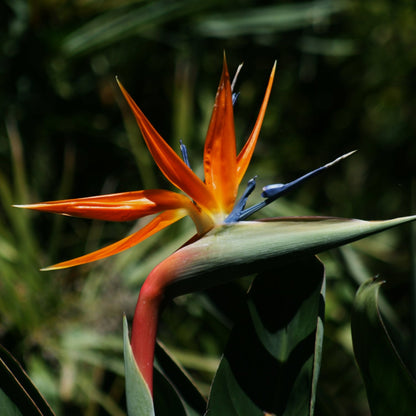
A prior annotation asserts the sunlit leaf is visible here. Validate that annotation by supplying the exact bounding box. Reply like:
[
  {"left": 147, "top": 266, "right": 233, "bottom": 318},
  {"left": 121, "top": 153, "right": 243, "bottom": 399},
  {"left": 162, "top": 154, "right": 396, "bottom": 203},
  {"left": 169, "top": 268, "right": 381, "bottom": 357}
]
[
  {"left": 195, "top": 0, "right": 349, "bottom": 37},
  {"left": 206, "top": 256, "right": 325, "bottom": 415},
  {"left": 63, "top": 1, "right": 208, "bottom": 56},
  {"left": 351, "top": 279, "right": 416, "bottom": 415}
]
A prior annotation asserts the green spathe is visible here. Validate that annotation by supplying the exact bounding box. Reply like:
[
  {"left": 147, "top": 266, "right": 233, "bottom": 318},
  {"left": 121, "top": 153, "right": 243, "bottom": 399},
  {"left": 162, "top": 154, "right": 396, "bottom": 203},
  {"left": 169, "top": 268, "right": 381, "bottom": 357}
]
[{"left": 164, "top": 215, "right": 416, "bottom": 297}]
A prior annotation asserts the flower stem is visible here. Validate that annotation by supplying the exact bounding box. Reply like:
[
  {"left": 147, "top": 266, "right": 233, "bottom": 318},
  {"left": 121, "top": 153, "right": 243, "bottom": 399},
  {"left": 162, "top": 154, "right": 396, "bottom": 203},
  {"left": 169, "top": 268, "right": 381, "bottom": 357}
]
[
  {"left": 130, "top": 253, "right": 185, "bottom": 394},
  {"left": 131, "top": 273, "right": 164, "bottom": 395}
]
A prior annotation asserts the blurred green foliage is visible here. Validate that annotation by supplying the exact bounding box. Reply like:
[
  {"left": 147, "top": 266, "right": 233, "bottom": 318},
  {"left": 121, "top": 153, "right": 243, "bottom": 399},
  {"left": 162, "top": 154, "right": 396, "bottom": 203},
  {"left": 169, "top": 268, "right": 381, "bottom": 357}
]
[{"left": 1, "top": 0, "right": 416, "bottom": 414}]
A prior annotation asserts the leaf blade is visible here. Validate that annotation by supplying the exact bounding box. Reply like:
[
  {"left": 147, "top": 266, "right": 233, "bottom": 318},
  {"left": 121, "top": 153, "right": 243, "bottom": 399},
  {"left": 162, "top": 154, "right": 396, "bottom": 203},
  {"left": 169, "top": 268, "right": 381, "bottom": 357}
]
[
  {"left": 351, "top": 279, "right": 416, "bottom": 416},
  {"left": 206, "top": 256, "right": 325, "bottom": 415},
  {"left": 154, "top": 343, "right": 206, "bottom": 416},
  {"left": 0, "top": 345, "right": 55, "bottom": 416}
]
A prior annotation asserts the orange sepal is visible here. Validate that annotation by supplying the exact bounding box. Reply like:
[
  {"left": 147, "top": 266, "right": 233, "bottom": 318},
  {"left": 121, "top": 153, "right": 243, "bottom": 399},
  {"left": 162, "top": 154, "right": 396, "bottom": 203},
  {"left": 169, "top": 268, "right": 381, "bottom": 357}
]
[
  {"left": 117, "top": 79, "right": 217, "bottom": 213},
  {"left": 236, "top": 62, "right": 276, "bottom": 185},
  {"left": 204, "top": 55, "right": 238, "bottom": 213},
  {"left": 41, "top": 210, "right": 186, "bottom": 270},
  {"left": 203, "top": 55, "right": 237, "bottom": 214},
  {"left": 15, "top": 190, "right": 197, "bottom": 222}
]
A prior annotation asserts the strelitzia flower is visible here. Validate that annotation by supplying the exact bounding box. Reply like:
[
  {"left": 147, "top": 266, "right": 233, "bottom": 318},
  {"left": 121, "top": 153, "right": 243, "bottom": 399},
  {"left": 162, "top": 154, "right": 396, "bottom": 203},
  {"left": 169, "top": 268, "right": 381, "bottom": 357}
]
[
  {"left": 16, "top": 56, "right": 275, "bottom": 271},
  {"left": 15, "top": 57, "right": 351, "bottom": 272},
  {"left": 14, "top": 56, "right": 278, "bottom": 395},
  {"left": 17, "top": 57, "right": 415, "bottom": 409}
]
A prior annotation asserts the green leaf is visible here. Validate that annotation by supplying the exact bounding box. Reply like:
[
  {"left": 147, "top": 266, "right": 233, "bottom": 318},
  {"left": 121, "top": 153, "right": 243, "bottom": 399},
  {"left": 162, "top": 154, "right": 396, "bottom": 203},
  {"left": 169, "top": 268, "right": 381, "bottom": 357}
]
[
  {"left": 152, "top": 369, "right": 187, "bottom": 416},
  {"left": 63, "top": 0, "right": 209, "bottom": 56},
  {"left": 351, "top": 279, "right": 416, "bottom": 415},
  {"left": 0, "top": 388, "right": 23, "bottom": 416},
  {"left": 0, "top": 345, "right": 55, "bottom": 416},
  {"left": 123, "top": 316, "right": 155, "bottom": 416},
  {"left": 154, "top": 343, "right": 206, "bottom": 416},
  {"left": 164, "top": 216, "right": 416, "bottom": 298},
  {"left": 206, "top": 256, "right": 325, "bottom": 415},
  {"left": 195, "top": 0, "right": 349, "bottom": 37}
]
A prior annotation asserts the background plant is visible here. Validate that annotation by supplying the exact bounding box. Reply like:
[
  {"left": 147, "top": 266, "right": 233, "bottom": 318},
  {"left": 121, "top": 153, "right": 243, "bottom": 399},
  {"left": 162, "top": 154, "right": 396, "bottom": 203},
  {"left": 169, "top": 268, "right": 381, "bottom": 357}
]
[{"left": 1, "top": 0, "right": 416, "bottom": 415}]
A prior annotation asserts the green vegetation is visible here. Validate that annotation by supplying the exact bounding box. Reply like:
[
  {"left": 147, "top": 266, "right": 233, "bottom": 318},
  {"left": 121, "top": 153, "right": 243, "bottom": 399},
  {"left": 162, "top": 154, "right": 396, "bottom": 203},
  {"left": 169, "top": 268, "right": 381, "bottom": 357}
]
[{"left": 1, "top": 1, "right": 416, "bottom": 414}]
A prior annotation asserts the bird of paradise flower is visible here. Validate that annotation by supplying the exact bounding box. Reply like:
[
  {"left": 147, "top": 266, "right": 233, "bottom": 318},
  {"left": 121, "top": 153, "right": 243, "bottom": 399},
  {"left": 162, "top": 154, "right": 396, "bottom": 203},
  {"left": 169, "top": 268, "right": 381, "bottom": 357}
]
[
  {"left": 16, "top": 57, "right": 351, "bottom": 271},
  {"left": 16, "top": 57, "right": 268, "bottom": 269},
  {"left": 15, "top": 56, "right": 359, "bottom": 396}
]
